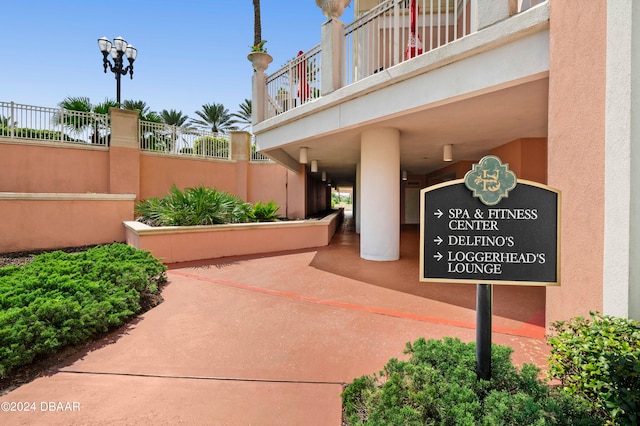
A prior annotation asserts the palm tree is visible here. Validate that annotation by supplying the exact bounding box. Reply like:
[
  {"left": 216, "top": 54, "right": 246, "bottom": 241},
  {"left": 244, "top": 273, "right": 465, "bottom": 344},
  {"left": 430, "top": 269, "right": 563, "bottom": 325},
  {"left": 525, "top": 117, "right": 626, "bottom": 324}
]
[
  {"left": 190, "top": 103, "right": 238, "bottom": 133},
  {"left": 122, "top": 99, "right": 161, "bottom": 123},
  {"left": 92, "top": 98, "right": 120, "bottom": 115},
  {"left": 253, "top": 0, "right": 262, "bottom": 47},
  {"left": 56, "top": 96, "right": 115, "bottom": 143},
  {"left": 0, "top": 115, "right": 17, "bottom": 128},
  {"left": 231, "top": 99, "right": 252, "bottom": 130},
  {"left": 0, "top": 115, "right": 17, "bottom": 137},
  {"left": 160, "top": 109, "right": 191, "bottom": 127},
  {"left": 160, "top": 109, "right": 192, "bottom": 153}
]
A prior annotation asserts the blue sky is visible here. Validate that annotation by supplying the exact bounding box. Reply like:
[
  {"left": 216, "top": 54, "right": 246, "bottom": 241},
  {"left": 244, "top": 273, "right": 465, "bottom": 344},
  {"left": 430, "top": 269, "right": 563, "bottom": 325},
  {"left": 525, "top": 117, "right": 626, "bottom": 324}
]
[{"left": 3, "top": 1, "right": 353, "bottom": 119}]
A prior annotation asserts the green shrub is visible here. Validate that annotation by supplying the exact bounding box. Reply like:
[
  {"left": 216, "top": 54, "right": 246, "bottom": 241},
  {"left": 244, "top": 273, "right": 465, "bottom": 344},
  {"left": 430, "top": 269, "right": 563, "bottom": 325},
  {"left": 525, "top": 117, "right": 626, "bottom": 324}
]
[
  {"left": 250, "top": 201, "right": 281, "bottom": 222},
  {"left": 193, "top": 135, "right": 229, "bottom": 158},
  {"left": 0, "top": 244, "right": 166, "bottom": 378},
  {"left": 548, "top": 312, "right": 640, "bottom": 425},
  {"left": 0, "top": 125, "right": 84, "bottom": 142},
  {"left": 342, "top": 337, "right": 599, "bottom": 425}
]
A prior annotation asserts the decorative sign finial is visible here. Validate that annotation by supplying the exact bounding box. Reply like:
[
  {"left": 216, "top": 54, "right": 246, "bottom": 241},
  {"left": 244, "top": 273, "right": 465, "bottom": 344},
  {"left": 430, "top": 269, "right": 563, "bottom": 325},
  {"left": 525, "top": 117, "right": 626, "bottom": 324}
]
[{"left": 464, "top": 155, "right": 517, "bottom": 206}]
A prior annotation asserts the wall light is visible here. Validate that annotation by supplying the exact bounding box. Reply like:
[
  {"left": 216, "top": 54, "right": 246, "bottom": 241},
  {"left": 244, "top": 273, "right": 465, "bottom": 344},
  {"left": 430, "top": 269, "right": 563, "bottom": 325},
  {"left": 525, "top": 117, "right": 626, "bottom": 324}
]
[
  {"left": 311, "top": 159, "right": 318, "bottom": 173},
  {"left": 443, "top": 144, "right": 453, "bottom": 162},
  {"left": 299, "top": 147, "right": 308, "bottom": 164},
  {"left": 402, "top": 170, "right": 408, "bottom": 181}
]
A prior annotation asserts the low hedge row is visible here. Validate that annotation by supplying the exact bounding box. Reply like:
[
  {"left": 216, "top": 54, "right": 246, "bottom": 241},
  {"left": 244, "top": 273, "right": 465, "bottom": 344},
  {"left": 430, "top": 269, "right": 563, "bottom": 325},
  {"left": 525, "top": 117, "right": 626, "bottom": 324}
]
[{"left": 0, "top": 243, "right": 167, "bottom": 378}]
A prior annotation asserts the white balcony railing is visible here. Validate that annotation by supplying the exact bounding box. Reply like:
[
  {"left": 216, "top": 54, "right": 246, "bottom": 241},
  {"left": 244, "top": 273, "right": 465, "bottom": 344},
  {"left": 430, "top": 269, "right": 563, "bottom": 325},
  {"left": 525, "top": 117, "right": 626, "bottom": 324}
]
[
  {"left": 345, "top": 0, "right": 471, "bottom": 85},
  {"left": 265, "top": 44, "right": 322, "bottom": 117},
  {"left": 139, "top": 121, "right": 231, "bottom": 160},
  {"left": 258, "top": 0, "right": 549, "bottom": 122},
  {"left": 0, "top": 101, "right": 110, "bottom": 146},
  {"left": 518, "top": 0, "right": 546, "bottom": 12}
]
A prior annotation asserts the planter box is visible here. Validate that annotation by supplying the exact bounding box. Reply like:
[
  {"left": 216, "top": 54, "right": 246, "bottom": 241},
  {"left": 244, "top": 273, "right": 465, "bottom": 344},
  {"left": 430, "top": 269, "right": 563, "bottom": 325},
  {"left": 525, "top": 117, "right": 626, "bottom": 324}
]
[{"left": 124, "top": 210, "right": 343, "bottom": 264}]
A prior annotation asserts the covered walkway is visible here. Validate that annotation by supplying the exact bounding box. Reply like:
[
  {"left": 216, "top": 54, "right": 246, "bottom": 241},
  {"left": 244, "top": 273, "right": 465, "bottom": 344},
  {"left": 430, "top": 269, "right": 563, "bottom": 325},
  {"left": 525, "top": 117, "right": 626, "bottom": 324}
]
[{"left": 0, "top": 213, "right": 549, "bottom": 425}]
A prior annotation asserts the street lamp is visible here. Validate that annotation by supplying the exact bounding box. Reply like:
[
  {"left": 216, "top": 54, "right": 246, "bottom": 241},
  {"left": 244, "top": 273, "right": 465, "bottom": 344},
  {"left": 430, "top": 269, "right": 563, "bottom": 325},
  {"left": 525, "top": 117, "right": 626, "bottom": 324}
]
[{"left": 98, "top": 36, "right": 137, "bottom": 104}]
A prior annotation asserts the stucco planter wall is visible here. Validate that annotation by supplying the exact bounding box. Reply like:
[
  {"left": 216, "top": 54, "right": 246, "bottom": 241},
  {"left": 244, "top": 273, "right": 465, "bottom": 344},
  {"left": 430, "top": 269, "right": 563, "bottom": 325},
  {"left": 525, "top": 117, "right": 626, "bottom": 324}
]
[
  {"left": 124, "top": 210, "right": 343, "bottom": 264},
  {"left": 0, "top": 193, "right": 135, "bottom": 253}
]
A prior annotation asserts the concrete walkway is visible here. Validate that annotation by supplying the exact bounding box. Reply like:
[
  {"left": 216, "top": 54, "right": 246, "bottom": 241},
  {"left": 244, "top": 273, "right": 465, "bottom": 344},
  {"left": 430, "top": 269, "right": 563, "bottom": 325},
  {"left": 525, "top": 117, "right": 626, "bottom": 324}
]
[{"left": 0, "top": 215, "right": 549, "bottom": 425}]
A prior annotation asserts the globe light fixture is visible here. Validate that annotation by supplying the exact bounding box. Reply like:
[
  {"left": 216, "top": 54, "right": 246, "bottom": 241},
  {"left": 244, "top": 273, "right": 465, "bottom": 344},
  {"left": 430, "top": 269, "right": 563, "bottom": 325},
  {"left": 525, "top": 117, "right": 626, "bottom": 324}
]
[{"left": 98, "top": 36, "right": 137, "bottom": 104}]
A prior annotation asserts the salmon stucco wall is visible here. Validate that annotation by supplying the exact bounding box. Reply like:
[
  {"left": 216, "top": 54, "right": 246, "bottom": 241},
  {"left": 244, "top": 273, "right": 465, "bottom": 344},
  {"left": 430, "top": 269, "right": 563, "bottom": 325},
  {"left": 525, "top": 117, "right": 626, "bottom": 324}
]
[
  {"left": 0, "top": 142, "right": 109, "bottom": 193},
  {"left": 247, "top": 163, "right": 288, "bottom": 208},
  {"left": 0, "top": 195, "right": 135, "bottom": 252},
  {"left": 139, "top": 154, "right": 238, "bottom": 199},
  {"left": 546, "top": 0, "right": 607, "bottom": 323},
  {"left": 490, "top": 138, "right": 548, "bottom": 183}
]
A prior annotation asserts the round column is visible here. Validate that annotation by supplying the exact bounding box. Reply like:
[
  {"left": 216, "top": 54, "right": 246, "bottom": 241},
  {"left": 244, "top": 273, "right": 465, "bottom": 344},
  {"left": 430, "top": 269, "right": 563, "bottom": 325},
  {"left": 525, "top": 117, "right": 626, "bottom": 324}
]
[{"left": 360, "top": 128, "right": 400, "bottom": 261}]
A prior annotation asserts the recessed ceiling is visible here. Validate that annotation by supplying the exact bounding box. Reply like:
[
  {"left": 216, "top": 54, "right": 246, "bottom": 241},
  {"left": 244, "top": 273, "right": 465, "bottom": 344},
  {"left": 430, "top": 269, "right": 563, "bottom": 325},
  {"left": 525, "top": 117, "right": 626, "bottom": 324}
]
[{"left": 267, "top": 78, "right": 548, "bottom": 187}]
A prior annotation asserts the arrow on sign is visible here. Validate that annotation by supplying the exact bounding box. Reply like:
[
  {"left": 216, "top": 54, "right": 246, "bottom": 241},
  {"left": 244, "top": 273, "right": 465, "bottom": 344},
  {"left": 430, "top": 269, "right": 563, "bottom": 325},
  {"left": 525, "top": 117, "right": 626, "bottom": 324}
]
[
  {"left": 433, "top": 252, "right": 443, "bottom": 261},
  {"left": 434, "top": 209, "right": 443, "bottom": 218},
  {"left": 434, "top": 236, "right": 443, "bottom": 245}
]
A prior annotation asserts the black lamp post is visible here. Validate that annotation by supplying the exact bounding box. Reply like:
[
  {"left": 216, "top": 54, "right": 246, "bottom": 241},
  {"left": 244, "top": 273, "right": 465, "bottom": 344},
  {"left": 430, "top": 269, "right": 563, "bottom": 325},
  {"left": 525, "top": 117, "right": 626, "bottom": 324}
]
[{"left": 98, "top": 36, "right": 137, "bottom": 105}]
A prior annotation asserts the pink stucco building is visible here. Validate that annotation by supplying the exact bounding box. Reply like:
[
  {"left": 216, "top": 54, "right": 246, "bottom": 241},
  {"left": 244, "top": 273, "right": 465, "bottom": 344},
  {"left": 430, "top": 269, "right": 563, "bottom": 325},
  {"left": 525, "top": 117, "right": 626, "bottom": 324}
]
[{"left": 250, "top": 0, "right": 640, "bottom": 325}]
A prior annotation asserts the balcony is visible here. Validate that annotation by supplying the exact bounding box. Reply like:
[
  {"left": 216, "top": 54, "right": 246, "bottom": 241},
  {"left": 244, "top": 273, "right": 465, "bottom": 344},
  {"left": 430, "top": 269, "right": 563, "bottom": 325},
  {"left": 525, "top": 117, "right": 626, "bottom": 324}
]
[{"left": 251, "top": 0, "right": 550, "bottom": 185}]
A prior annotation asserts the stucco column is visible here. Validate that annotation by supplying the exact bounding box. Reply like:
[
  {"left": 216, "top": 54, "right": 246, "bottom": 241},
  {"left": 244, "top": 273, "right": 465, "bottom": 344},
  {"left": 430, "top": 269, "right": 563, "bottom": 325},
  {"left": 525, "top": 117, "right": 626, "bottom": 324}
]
[
  {"left": 230, "top": 130, "right": 252, "bottom": 201},
  {"left": 603, "top": 0, "right": 640, "bottom": 320},
  {"left": 472, "top": 0, "right": 512, "bottom": 32},
  {"left": 321, "top": 18, "right": 345, "bottom": 95},
  {"left": 251, "top": 70, "right": 268, "bottom": 124},
  {"left": 360, "top": 128, "right": 400, "bottom": 261},
  {"left": 108, "top": 108, "right": 139, "bottom": 197},
  {"left": 355, "top": 162, "right": 361, "bottom": 234}
]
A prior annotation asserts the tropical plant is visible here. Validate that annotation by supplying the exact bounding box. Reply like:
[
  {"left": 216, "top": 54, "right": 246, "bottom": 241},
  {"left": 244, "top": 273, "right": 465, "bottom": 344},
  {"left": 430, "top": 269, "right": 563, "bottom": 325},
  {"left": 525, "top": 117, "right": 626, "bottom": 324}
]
[
  {"left": 250, "top": 40, "right": 267, "bottom": 53},
  {"left": 155, "top": 109, "right": 194, "bottom": 153},
  {"left": 0, "top": 115, "right": 17, "bottom": 128},
  {"left": 92, "top": 98, "right": 120, "bottom": 115},
  {"left": 55, "top": 96, "right": 114, "bottom": 144},
  {"left": 232, "top": 99, "right": 252, "bottom": 130},
  {"left": 135, "top": 185, "right": 252, "bottom": 226},
  {"left": 0, "top": 115, "right": 17, "bottom": 137},
  {"left": 190, "top": 103, "right": 238, "bottom": 133},
  {"left": 160, "top": 109, "right": 191, "bottom": 127},
  {"left": 250, "top": 201, "right": 281, "bottom": 222},
  {"left": 122, "top": 99, "right": 162, "bottom": 123}
]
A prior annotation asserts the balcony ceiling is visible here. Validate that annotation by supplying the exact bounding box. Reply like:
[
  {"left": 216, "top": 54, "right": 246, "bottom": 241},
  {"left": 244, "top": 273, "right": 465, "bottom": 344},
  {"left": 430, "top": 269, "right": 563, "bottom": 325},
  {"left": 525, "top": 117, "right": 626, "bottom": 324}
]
[{"left": 267, "top": 78, "right": 548, "bottom": 187}]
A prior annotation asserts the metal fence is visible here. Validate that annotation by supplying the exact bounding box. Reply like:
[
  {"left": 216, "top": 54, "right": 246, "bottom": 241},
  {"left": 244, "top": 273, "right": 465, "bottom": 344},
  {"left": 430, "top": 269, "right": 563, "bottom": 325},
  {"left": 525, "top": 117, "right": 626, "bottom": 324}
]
[
  {"left": 0, "top": 101, "right": 110, "bottom": 146},
  {"left": 248, "top": 135, "right": 272, "bottom": 162},
  {"left": 261, "top": 0, "right": 549, "bottom": 119},
  {"left": 344, "top": 0, "right": 471, "bottom": 85},
  {"left": 139, "top": 120, "right": 231, "bottom": 160},
  {"left": 265, "top": 43, "right": 322, "bottom": 118}
]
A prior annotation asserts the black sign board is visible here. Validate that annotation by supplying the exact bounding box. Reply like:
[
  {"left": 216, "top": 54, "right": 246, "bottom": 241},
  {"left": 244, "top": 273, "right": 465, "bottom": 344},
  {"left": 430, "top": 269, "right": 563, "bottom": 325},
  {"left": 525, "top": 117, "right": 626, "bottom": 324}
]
[{"left": 420, "top": 179, "right": 560, "bottom": 286}]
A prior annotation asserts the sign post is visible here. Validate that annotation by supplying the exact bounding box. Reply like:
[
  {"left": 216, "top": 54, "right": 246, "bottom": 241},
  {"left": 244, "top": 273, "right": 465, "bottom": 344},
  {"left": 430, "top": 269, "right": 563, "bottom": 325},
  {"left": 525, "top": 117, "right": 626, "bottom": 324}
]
[{"left": 420, "top": 156, "right": 561, "bottom": 380}]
